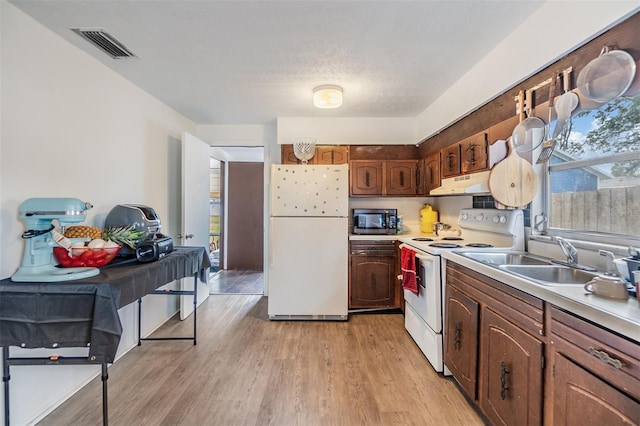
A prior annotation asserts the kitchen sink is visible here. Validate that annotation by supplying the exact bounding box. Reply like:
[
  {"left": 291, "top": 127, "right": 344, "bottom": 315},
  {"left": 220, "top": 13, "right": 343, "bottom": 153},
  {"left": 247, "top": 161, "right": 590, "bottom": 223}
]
[
  {"left": 498, "top": 265, "right": 597, "bottom": 285},
  {"left": 459, "top": 252, "right": 552, "bottom": 266}
]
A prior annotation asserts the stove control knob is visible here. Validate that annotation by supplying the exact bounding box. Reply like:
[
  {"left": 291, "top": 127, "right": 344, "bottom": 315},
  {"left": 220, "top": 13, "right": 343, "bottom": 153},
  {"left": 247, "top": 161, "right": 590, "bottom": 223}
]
[
  {"left": 460, "top": 213, "right": 469, "bottom": 221},
  {"left": 475, "top": 213, "right": 484, "bottom": 222},
  {"left": 493, "top": 215, "right": 500, "bottom": 223},
  {"left": 500, "top": 215, "right": 508, "bottom": 224}
]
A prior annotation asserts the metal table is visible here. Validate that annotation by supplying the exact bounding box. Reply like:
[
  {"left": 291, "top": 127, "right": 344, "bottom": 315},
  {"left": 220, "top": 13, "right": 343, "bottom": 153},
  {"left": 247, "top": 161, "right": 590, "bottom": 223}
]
[{"left": 0, "top": 246, "right": 210, "bottom": 426}]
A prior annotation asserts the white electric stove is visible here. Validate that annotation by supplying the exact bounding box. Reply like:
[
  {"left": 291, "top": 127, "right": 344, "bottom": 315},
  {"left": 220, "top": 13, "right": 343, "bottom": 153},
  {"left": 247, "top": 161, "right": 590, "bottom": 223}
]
[{"left": 399, "top": 208, "right": 525, "bottom": 373}]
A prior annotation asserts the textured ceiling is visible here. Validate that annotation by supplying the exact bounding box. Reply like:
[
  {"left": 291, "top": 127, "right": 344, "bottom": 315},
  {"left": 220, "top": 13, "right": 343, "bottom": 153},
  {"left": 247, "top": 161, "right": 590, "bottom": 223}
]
[{"left": 9, "top": 0, "right": 543, "bottom": 125}]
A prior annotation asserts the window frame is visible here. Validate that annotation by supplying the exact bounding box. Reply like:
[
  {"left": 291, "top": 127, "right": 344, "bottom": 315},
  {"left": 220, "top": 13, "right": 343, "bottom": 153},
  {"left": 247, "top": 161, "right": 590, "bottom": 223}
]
[{"left": 535, "top": 141, "right": 640, "bottom": 248}]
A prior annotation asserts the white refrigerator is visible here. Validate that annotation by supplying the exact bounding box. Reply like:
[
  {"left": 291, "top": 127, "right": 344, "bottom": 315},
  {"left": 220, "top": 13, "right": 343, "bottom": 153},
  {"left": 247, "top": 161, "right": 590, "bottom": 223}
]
[{"left": 268, "top": 164, "right": 349, "bottom": 320}]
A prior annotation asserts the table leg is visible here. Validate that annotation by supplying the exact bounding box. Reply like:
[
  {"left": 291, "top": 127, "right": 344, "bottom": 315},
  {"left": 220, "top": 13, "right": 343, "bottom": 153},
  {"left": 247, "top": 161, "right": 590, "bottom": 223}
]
[
  {"left": 137, "top": 298, "right": 142, "bottom": 346},
  {"left": 101, "top": 363, "right": 108, "bottom": 426},
  {"left": 3, "top": 347, "right": 9, "bottom": 426},
  {"left": 193, "top": 273, "right": 197, "bottom": 345}
]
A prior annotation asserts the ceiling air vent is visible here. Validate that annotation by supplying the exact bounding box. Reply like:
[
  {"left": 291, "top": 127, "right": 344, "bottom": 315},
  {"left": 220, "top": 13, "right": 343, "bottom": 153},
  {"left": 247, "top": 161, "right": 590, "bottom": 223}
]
[{"left": 71, "top": 28, "right": 136, "bottom": 59}]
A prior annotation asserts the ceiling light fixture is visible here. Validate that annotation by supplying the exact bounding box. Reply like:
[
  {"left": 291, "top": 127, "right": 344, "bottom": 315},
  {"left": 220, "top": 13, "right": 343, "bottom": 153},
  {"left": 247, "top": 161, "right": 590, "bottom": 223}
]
[{"left": 313, "top": 85, "right": 343, "bottom": 109}]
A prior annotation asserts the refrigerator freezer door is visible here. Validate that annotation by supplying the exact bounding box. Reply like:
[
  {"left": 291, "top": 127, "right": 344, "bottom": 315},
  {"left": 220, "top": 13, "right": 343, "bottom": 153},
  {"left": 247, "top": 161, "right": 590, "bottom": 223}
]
[
  {"left": 271, "top": 164, "right": 348, "bottom": 217},
  {"left": 268, "top": 216, "right": 348, "bottom": 320}
]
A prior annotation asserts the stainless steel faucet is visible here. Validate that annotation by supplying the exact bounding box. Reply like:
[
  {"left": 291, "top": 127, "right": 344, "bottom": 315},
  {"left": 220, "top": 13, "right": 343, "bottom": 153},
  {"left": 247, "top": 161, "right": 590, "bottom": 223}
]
[
  {"left": 598, "top": 250, "right": 617, "bottom": 275},
  {"left": 552, "top": 236, "right": 578, "bottom": 264}
]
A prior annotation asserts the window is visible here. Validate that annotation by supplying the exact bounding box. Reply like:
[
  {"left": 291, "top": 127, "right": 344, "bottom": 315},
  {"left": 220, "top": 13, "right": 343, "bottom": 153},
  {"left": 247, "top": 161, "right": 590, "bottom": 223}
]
[{"left": 543, "top": 93, "right": 640, "bottom": 245}]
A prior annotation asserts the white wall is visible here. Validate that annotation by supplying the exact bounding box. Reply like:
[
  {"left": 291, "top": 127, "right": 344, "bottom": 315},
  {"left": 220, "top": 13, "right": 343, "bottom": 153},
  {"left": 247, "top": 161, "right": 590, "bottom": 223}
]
[
  {"left": 197, "top": 124, "right": 274, "bottom": 147},
  {"left": 1, "top": 3, "right": 197, "bottom": 424},
  {"left": 277, "top": 117, "right": 416, "bottom": 145}
]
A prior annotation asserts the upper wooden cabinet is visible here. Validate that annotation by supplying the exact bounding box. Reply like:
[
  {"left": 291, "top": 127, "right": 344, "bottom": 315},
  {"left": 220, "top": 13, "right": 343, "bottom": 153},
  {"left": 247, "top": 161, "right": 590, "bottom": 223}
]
[
  {"left": 350, "top": 161, "right": 383, "bottom": 196},
  {"left": 281, "top": 145, "right": 302, "bottom": 164},
  {"left": 460, "top": 132, "right": 488, "bottom": 174},
  {"left": 386, "top": 160, "right": 418, "bottom": 195},
  {"left": 441, "top": 131, "right": 488, "bottom": 178},
  {"left": 350, "top": 160, "right": 420, "bottom": 197},
  {"left": 422, "top": 151, "right": 441, "bottom": 194},
  {"left": 441, "top": 143, "right": 461, "bottom": 178},
  {"left": 281, "top": 145, "right": 348, "bottom": 165},
  {"left": 315, "top": 146, "right": 348, "bottom": 164}
]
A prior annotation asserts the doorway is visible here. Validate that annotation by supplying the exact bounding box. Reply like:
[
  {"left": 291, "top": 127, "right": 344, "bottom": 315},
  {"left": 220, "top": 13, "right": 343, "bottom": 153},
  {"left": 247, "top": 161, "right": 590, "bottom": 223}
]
[{"left": 209, "top": 147, "right": 264, "bottom": 295}]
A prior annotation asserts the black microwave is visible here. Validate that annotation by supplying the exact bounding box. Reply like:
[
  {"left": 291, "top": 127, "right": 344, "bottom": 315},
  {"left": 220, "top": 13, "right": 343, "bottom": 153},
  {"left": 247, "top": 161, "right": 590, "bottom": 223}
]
[{"left": 352, "top": 208, "right": 398, "bottom": 235}]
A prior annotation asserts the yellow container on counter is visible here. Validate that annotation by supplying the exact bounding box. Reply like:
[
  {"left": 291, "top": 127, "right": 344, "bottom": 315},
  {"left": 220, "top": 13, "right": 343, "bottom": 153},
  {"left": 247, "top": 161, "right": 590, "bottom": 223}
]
[{"left": 420, "top": 204, "right": 439, "bottom": 233}]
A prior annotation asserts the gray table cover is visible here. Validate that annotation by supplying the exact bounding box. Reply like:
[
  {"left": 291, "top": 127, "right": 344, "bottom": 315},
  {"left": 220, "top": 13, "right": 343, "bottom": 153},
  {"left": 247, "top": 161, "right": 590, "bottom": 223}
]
[{"left": 0, "top": 246, "right": 210, "bottom": 362}]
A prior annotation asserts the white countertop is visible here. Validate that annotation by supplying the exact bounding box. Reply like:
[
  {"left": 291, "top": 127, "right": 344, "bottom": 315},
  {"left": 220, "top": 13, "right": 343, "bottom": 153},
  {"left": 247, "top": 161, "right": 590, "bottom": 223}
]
[{"left": 442, "top": 251, "right": 640, "bottom": 343}]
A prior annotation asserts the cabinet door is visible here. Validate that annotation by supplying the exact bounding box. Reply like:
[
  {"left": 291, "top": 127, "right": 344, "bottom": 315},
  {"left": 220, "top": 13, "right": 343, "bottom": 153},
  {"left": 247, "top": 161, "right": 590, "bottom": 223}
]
[
  {"left": 461, "top": 132, "right": 488, "bottom": 173},
  {"left": 552, "top": 353, "right": 640, "bottom": 425},
  {"left": 281, "top": 145, "right": 302, "bottom": 164},
  {"left": 350, "top": 161, "right": 383, "bottom": 196},
  {"left": 444, "top": 285, "right": 479, "bottom": 399},
  {"left": 480, "top": 308, "right": 543, "bottom": 426},
  {"left": 350, "top": 255, "right": 395, "bottom": 308},
  {"left": 442, "top": 144, "right": 461, "bottom": 177},
  {"left": 316, "top": 146, "right": 348, "bottom": 164},
  {"left": 423, "top": 152, "right": 441, "bottom": 194},
  {"left": 386, "top": 160, "right": 418, "bottom": 195}
]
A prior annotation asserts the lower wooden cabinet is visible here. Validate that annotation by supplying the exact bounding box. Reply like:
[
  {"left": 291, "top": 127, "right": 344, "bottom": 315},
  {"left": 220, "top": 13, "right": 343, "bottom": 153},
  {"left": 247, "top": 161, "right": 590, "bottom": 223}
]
[
  {"left": 445, "top": 262, "right": 640, "bottom": 426},
  {"left": 480, "top": 308, "right": 543, "bottom": 426},
  {"left": 547, "top": 306, "right": 640, "bottom": 426},
  {"left": 445, "top": 262, "right": 544, "bottom": 426},
  {"left": 444, "top": 284, "right": 479, "bottom": 398},
  {"left": 349, "top": 240, "right": 399, "bottom": 309},
  {"left": 552, "top": 353, "right": 639, "bottom": 425}
]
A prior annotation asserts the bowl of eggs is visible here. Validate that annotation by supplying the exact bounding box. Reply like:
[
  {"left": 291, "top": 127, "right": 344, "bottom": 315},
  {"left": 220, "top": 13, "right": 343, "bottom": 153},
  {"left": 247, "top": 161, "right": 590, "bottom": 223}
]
[{"left": 53, "top": 238, "right": 121, "bottom": 268}]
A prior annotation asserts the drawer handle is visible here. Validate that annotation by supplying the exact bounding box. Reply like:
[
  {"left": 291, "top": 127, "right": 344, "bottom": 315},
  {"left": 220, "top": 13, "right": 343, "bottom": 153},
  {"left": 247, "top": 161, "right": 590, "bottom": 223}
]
[
  {"left": 500, "top": 361, "right": 509, "bottom": 400},
  {"left": 588, "top": 347, "right": 623, "bottom": 369}
]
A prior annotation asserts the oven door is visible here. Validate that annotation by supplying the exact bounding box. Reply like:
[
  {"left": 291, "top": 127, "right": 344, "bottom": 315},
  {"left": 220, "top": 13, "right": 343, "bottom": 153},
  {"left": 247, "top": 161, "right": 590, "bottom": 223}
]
[{"left": 403, "top": 252, "right": 442, "bottom": 333}]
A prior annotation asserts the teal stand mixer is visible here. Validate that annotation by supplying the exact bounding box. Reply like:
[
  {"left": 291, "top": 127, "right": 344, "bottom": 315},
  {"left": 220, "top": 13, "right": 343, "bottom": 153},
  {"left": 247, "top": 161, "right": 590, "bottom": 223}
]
[{"left": 11, "top": 198, "right": 100, "bottom": 282}]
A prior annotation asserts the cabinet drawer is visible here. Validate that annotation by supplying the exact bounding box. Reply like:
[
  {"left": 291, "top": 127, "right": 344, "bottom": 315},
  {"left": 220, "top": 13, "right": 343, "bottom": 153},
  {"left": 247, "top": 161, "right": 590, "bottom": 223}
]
[
  {"left": 447, "top": 263, "right": 544, "bottom": 337},
  {"left": 550, "top": 306, "right": 640, "bottom": 399},
  {"left": 349, "top": 240, "right": 396, "bottom": 255}
]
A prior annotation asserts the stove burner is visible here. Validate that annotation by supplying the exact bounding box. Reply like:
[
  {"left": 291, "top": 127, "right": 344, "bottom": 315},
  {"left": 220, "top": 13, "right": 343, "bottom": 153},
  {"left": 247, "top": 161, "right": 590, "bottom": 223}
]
[
  {"left": 429, "top": 242, "right": 462, "bottom": 248},
  {"left": 412, "top": 237, "right": 434, "bottom": 242},
  {"left": 442, "top": 237, "right": 463, "bottom": 241},
  {"left": 466, "top": 243, "right": 494, "bottom": 248}
]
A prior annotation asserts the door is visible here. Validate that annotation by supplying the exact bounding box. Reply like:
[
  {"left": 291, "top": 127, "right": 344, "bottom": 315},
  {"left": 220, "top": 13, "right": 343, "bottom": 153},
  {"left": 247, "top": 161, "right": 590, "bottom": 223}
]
[
  {"left": 480, "top": 308, "right": 543, "bottom": 426},
  {"left": 444, "top": 284, "right": 479, "bottom": 399},
  {"left": 552, "top": 353, "right": 639, "bottom": 425},
  {"left": 386, "top": 160, "right": 418, "bottom": 195},
  {"left": 350, "top": 161, "right": 383, "bottom": 196},
  {"left": 226, "top": 162, "right": 264, "bottom": 270},
  {"left": 180, "top": 132, "right": 210, "bottom": 320}
]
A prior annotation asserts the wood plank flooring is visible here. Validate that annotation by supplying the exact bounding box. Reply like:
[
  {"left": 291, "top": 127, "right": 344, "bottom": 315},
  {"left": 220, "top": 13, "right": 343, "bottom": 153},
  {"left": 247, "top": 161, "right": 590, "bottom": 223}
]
[
  {"left": 209, "top": 270, "right": 264, "bottom": 295},
  {"left": 38, "top": 295, "right": 484, "bottom": 426}
]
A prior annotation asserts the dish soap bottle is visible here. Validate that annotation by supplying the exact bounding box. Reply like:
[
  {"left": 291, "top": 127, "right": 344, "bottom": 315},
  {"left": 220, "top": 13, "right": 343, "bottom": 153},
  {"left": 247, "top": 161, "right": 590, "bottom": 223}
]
[{"left": 420, "top": 204, "right": 438, "bottom": 234}]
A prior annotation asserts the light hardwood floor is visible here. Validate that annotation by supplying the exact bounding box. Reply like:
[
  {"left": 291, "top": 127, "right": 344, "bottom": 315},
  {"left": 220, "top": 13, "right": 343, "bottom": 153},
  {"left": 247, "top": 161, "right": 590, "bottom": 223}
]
[{"left": 39, "top": 295, "right": 485, "bottom": 426}]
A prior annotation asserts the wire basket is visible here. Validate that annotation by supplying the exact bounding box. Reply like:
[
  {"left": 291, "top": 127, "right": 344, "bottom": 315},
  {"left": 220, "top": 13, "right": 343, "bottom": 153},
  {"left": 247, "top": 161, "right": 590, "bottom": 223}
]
[{"left": 293, "top": 137, "right": 316, "bottom": 164}]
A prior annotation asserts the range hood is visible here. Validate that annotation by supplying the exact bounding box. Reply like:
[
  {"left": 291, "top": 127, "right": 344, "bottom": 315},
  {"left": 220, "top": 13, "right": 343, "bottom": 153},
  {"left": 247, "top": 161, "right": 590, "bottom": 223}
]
[{"left": 429, "top": 170, "right": 491, "bottom": 195}]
